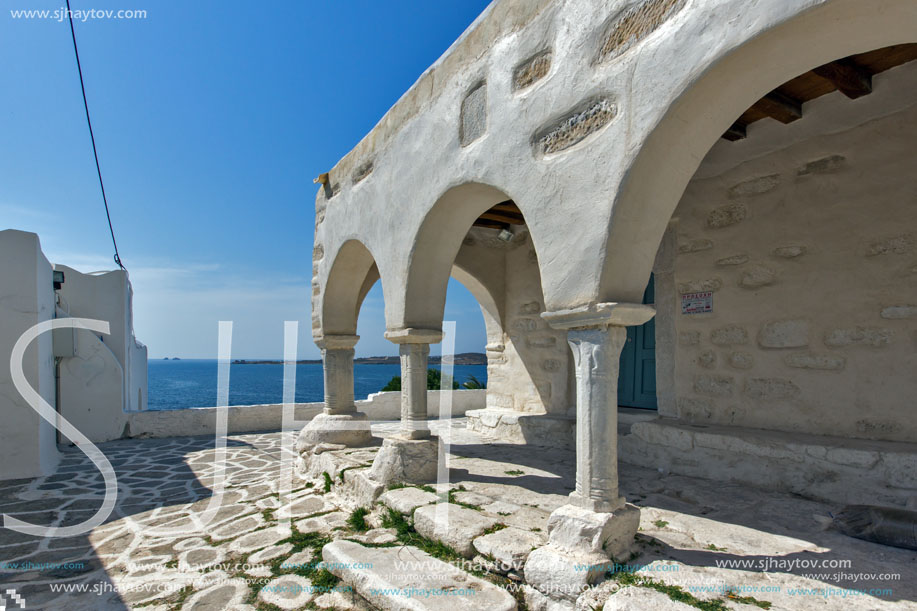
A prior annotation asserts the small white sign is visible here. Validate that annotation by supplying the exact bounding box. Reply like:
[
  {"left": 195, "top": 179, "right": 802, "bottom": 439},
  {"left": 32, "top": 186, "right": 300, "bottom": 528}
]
[{"left": 681, "top": 291, "right": 713, "bottom": 314}]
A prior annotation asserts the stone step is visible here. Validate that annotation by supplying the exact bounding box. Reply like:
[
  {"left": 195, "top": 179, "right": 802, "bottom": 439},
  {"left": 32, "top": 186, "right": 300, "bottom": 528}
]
[
  {"left": 322, "top": 539, "right": 517, "bottom": 611},
  {"left": 413, "top": 503, "right": 499, "bottom": 558}
]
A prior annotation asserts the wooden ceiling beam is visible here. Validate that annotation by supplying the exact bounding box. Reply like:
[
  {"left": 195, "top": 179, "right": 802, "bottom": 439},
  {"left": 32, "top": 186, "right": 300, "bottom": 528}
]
[
  {"left": 478, "top": 210, "right": 526, "bottom": 225},
  {"left": 472, "top": 219, "right": 510, "bottom": 230},
  {"left": 492, "top": 203, "right": 521, "bottom": 213},
  {"left": 812, "top": 59, "right": 873, "bottom": 99},
  {"left": 753, "top": 91, "right": 803, "bottom": 124},
  {"left": 723, "top": 122, "right": 747, "bottom": 141}
]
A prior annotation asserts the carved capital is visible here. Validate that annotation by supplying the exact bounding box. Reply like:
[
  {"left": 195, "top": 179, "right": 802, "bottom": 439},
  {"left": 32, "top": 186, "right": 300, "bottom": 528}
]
[{"left": 542, "top": 302, "right": 655, "bottom": 330}]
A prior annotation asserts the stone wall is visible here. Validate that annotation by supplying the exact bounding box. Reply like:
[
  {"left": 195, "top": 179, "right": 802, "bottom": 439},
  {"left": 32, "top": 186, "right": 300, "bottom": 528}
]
[
  {"left": 656, "top": 77, "right": 917, "bottom": 443},
  {"left": 459, "top": 228, "right": 572, "bottom": 417}
]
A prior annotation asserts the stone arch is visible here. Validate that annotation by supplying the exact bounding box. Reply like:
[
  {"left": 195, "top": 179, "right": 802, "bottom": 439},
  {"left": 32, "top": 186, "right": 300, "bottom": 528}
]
[
  {"left": 401, "top": 182, "right": 541, "bottom": 330},
  {"left": 598, "top": 0, "right": 917, "bottom": 303},
  {"left": 450, "top": 263, "right": 503, "bottom": 349},
  {"left": 321, "top": 239, "right": 385, "bottom": 337}
]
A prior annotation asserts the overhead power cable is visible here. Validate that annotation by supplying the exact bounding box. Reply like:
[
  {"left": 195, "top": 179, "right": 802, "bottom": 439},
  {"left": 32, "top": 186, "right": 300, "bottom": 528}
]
[{"left": 65, "top": 0, "right": 125, "bottom": 270}]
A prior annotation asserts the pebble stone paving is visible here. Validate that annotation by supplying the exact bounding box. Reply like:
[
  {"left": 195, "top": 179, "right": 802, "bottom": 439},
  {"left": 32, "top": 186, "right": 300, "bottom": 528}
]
[{"left": 0, "top": 420, "right": 915, "bottom": 610}]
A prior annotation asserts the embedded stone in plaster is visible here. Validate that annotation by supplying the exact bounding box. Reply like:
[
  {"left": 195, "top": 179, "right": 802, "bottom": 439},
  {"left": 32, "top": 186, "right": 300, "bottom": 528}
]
[
  {"left": 797, "top": 154, "right": 846, "bottom": 176},
  {"left": 542, "top": 359, "right": 561, "bottom": 372},
  {"left": 773, "top": 245, "right": 807, "bottom": 258},
  {"left": 512, "top": 318, "right": 538, "bottom": 332},
  {"left": 519, "top": 301, "right": 542, "bottom": 315},
  {"left": 693, "top": 374, "right": 734, "bottom": 397},
  {"left": 728, "top": 352, "right": 754, "bottom": 370},
  {"left": 728, "top": 174, "right": 780, "bottom": 198},
  {"left": 460, "top": 81, "right": 487, "bottom": 146},
  {"left": 527, "top": 336, "right": 557, "bottom": 349},
  {"left": 677, "top": 278, "right": 722, "bottom": 293},
  {"left": 744, "top": 378, "right": 800, "bottom": 401},
  {"left": 678, "top": 238, "right": 713, "bottom": 254},
  {"left": 351, "top": 159, "right": 373, "bottom": 185},
  {"left": 710, "top": 325, "right": 748, "bottom": 346},
  {"left": 595, "top": 0, "right": 686, "bottom": 63},
  {"left": 758, "top": 319, "right": 809, "bottom": 348},
  {"left": 513, "top": 49, "right": 552, "bottom": 91},
  {"left": 865, "top": 234, "right": 912, "bottom": 256},
  {"left": 824, "top": 327, "right": 892, "bottom": 347},
  {"left": 739, "top": 265, "right": 777, "bottom": 288},
  {"left": 706, "top": 203, "right": 746, "bottom": 228},
  {"left": 534, "top": 97, "right": 617, "bottom": 156},
  {"left": 784, "top": 352, "right": 846, "bottom": 370},
  {"left": 678, "top": 396, "right": 713, "bottom": 420},
  {"left": 697, "top": 350, "right": 716, "bottom": 369},
  {"left": 312, "top": 243, "right": 324, "bottom": 261},
  {"left": 880, "top": 305, "right": 917, "bottom": 319},
  {"left": 678, "top": 331, "right": 700, "bottom": 346},
  {"left": 716, "top": 254, "right": 749, "bottom": 266}
]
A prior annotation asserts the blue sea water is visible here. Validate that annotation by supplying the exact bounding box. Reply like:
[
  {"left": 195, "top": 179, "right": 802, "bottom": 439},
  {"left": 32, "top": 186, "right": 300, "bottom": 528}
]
[{"left": 147, "top": 359, "right": 488, "bottom": 411}]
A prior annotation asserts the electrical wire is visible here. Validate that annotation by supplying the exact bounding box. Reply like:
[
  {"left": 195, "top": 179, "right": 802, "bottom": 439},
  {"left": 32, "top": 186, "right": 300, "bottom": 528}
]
[{"left": 65, "top": 0, "right": 124, "bottom": 270}]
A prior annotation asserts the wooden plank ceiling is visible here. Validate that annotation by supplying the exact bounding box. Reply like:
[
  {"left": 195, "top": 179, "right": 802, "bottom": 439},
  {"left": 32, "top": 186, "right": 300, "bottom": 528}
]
[
  {"left": 473, "top": 200, "right": 525, "bottom": 230},
  {"left": 723, "top": 44, "right": 917, "bottom": 140}
]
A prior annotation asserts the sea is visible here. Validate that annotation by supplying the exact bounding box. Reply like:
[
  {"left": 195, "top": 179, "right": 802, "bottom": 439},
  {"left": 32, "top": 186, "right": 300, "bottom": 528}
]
[{"left": 147, "top": 359, "right": 488, "bottom": 411}]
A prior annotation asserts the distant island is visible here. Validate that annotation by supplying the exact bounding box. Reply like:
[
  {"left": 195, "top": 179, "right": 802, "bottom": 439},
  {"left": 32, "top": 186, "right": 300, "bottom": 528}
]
[{"left": 232, "top": 352, "right": 486, "bottom": 366}]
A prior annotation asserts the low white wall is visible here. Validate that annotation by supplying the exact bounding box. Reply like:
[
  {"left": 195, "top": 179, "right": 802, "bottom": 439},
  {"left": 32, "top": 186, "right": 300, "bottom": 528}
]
[{"left": 126, "top": 389, "right": 487, "bottom": 439}]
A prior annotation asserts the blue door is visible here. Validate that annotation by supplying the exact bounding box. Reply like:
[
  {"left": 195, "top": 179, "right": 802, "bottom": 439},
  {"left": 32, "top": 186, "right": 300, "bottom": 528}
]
[{"left": 617, "top": 275, "right": 657, "bottom": 409}]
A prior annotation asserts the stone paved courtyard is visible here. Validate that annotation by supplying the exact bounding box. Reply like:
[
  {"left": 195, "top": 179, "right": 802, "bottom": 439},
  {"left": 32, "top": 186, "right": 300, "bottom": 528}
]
[{"left": 0, "top": 420, "right": 915, "bottom": 610}]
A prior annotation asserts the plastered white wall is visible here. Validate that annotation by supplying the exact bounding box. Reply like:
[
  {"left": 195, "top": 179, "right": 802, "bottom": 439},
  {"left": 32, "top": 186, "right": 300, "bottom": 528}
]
[{"left": 0, "top": 230, "right": 60, "bottom": 480}]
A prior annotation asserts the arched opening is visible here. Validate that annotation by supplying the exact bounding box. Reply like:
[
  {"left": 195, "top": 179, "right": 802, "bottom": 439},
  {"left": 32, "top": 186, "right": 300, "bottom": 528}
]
[
  {"left": 404, "top": 182, "right": 576, "bottom": 446},
  {"left": 618, "top": 40, "right": 917, "bottom": 505},
  {"left": 599, "top": 0, "right": 917, "bottom": 302}
]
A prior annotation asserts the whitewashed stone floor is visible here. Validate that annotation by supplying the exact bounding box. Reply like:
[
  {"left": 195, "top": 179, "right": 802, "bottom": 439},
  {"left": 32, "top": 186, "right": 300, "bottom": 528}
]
[{"left": 0, "top": 419, "right": 914, "bottom": 610}]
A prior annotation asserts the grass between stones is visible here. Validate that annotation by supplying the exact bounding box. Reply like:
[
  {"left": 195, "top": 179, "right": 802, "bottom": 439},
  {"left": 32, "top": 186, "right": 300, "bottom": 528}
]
[
  {"left": 322, "top": 472, "right": 333, "bottom": 493},
  {"left": 338, "top": 463, "right": 373, "bottom": 483},
  {"left": 446, "top": 484, "right": 481, "bottom": 510},
  {"left": 346, "top": 507, "right": 371, "bottom": 532},
  {"left": 611, "top": 570, "right": 772, "bottom": 610},
  {"left": 376, "top": 505, "right": 529, "bottom": 608},
  {"left": 481, "top": 523, "right": 507, "bottom": 536},
  {"left": 386, "top": 482, "right": 436, "bottom": 494}
]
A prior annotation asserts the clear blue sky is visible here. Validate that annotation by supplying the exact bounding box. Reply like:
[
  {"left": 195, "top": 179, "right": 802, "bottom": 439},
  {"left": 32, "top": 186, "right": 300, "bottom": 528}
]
[{"left": 1, "top": 0, "right": 492, "bottom": 359}]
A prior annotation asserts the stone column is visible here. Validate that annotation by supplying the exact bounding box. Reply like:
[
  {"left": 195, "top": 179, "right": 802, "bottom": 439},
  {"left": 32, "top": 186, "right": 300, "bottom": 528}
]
[
  {"left": 567, "top": 325, "right": 627, "bottom": 512},
  {"left": 524, "top": 302, "right": 655, "bottom": 602},
  {"left": 322, "top": 335, "right": 358, "bottom": 415},
  {"left": 296, "top": 334, "right": 372, "bottom": 454},
  {"left": 368, "top": 327, "right": 443, "bottom": 485},
  {"left": 398, "top": 342, "right": 431, "bottom": 439}
]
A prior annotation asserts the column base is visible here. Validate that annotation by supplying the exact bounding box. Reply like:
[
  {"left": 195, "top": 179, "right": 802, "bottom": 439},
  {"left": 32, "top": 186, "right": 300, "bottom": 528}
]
[
  {"left": 368, "top": 437, "right": 439, "bottom": 486},
  {"left": 523, "top": 503, "right": 640, "bottom": 602},
  {"left": 568, "top": 491, "right": 626, "bottom": 514},
  {"left": 295, "top": 412, "right": 373, "bottom": 453}
]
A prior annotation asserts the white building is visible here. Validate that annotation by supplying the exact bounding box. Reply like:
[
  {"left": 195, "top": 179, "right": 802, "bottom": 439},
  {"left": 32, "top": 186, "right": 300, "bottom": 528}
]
[
  {"left": 298, "top": 0, "right": 917, "bottom": 598},
  {"left": 0, "top": 229, "right": 148, "bottom": 480}
]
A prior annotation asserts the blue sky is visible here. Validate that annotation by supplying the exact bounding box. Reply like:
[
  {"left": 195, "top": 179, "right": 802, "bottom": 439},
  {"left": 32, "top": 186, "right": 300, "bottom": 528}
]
[{"left": 1, "top": 0, "right": 492, "bottom": 359}]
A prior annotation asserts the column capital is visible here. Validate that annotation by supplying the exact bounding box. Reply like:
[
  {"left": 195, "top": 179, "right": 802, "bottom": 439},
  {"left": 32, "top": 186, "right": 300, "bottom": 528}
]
[
  {"left": 315, "top": 334, "right": 360, "bottom": 350},
  {"left": 384, "top": 327, "right": 443, "bottom": 345},
  {"left": 541, "top": 302, "right": 655, "bottom": 330}
]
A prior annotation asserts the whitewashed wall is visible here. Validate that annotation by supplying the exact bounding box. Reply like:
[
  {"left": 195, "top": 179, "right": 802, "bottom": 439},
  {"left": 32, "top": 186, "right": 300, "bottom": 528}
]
[
  {"left": 0, "top": 230, "right": 60, "bottom": 480},
  {"left": 126, "top": 389, "right": 487, "bottom": 439}
]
